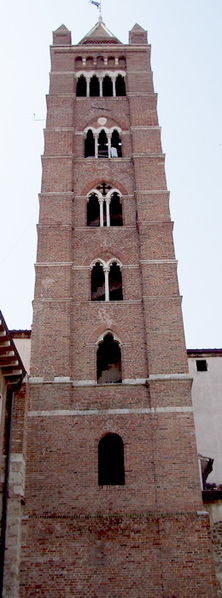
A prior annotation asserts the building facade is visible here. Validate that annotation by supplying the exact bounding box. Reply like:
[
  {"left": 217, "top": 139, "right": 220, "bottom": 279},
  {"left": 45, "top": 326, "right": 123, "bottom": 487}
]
[{"left": 13, "top": 20, "right": 218, "bottom": 597}]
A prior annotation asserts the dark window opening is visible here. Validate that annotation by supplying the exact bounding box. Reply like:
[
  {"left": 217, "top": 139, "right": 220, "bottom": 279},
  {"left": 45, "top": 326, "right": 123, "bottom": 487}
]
[
  {"left": 108, "top": 56, "right": 115, "bottom": 67},
  {"left": 98, "top": 130, "right": 108, "bottom": 158},
  {"left": 98, "top": 433, "right": 125, "bottom": 486},
  {"left": 86, "top": 56, "right": 94, "bottom": 67},
  {"left": 118, "top": 57, "right": 126, "bottom": 68},
  {"left": 103, "top": 200, "right": 107, "bottom": 226},
  {"left": 85, "top": 130, "right": 95, "bottom": 158},
  {"left": 115, "top": 75, "right": 126, "bottom": 96},
  {"left": 109, "top": 263, "right": 123, "bottom": 301},
  {"left": 91, "top": 263, "right": 105, "bottom": 301},
  {"left": 97, "top": 56, "right": 104, "bottom": 67},
  {"left": 87, "top": 194, "right": 100, "bottom": 226},
  {"left": 196, "top": 359, "right": 208, "bottom": 372},
  {"left": 111, "top": 130, "right": 122, "bottom": 157},
  {"left": 102, "top": 75, "right": 113, "bottom": 97},
  {"left": 97, "top": 333, "right": 122, "bottom": 384},
  {"left": 90, "top": 75, "right": 100, "bottom": 97},
  {"left": 110, "top": 192, "right": 123, "bottom": 226},
  {"left": 75, "top": 56, "right": 82, "bottom": 68},
  {"left": 76, "top": 75, "right": 87, "bottom": 97}
]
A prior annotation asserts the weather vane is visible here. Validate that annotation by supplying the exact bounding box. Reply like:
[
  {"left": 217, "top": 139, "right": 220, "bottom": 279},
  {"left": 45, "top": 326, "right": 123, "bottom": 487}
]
[{"left": 89, "top": 0, "right": 102, "bottom": 20}]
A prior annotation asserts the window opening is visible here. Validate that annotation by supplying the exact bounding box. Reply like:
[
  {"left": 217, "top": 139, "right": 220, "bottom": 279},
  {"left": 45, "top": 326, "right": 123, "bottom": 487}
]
[
  {"left": 196, "top": 359, "right": 208, "bottom": 372},
  {"left": 97, "top": 333, "right": 122, "bottom": 384},
  {"left": 108, "top": 57, "right": 115, "bottom": 67},
  {"left": 86, "top": 56, "right": 94, "bottom": 67},
  {"left": 111, "top": 130, "right": 122, "bottom": 157},
  {"left": 91, "top": 262, "right": 105, "bottom": 301},
  {"left": 87, "top": 194, "right": 100, "bottom": 226},
  {"left": 98, "top": 433, "right": 125, "bottom": 485},
  {"left": 76, "top": 75, "right": 87, "bottom": 97},
  {"left": 90, "top": 75, "right": 100, "bottom": 97},
  {"left": 109, "top": 263, "right": 123, "bottom": 301},
  {"left": 115, "top": 75, "right": 126, "bottom": 96},
  {"left": 97, "top": 56, "right": 104, "bottom": 67},
  {"left": 75, "top": 57, "right": 82, "bottom": 68},
  {"left": 102, "top": 75, "right": 113, "bottom": 97},
  {"left": 118, "top": 57, "right": 126, "bottom": 68},
  {"left": 98, "top": 130, "right": 108, "bottom": 158},
  {"left": 110, "top": 192, "right": 123, "bottom": 226},
  {"left": 85, "top": 130, "right": 95, "bottom": 158}
]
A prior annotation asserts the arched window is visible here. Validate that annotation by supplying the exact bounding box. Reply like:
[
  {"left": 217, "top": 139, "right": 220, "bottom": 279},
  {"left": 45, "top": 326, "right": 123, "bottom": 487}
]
[
  {"left": 109, "top": 262, "right": 123, "bottom": 300},
  {"left": 85, "top": 130, "right": 95, "bottom": 158},
  {"left": 86, "top": 56, "right": 94, "bottom": 67},
  {"left": 97, "top": 333, "right": 122, "bottom": 384},
  {"left": 108, "top": 56, "right": 115, "bottom": 67},
  {"left": 76, "top": 75, "right": 87, "bottom": 97},
  {"left": 102, "top": 75, "right": 113, "bottom": 97},
  {"left": 97, "top": 56, "right": 104, "bottom": 67},
  {"left": 87, "top": 193, "right": 100, "bottom": 226},
  {"left": 90, "top": 75, "right": 100, "bottom": 97},
  {"left": 111, "top": 129, "right": 122, "bottom": 157},
  {"left": 118, "top": 56, "right": 126, "bottom": 68},
  {"left": 91, "top": 262, "right": 105, "bottom": 301},
  {"left": 98, "top": 130, "right": 108, "bottom": 158},
  {"left": 115, "top": 75, "right": 126, "bottom": 96},
  {"left": 110, "top": 192, "right": 123, "bottom": 226},
  {"left": 75, "top": 56, "right": 82, "bottom": 68},
  {"left": 90, "top": 260, "right": 123, "bottom": 301},
  {"left": 98, "top": 433, "right": 125, "bottom": 485}
]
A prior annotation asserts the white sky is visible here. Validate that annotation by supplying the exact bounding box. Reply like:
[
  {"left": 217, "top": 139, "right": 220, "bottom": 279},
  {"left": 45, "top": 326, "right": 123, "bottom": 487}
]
[{"left": 0, "top": 0, "right": 221, "bottom": 348}]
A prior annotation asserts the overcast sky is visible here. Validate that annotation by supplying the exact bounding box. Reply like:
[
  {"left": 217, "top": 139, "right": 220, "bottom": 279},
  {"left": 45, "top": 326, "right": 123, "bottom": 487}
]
[{"left": 0, "top": 0, "right": 221, "bottom": 348}]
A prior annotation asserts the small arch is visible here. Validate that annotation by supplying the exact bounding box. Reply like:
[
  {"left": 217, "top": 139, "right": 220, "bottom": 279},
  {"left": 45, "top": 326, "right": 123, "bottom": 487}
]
[
  {"left": 76, "top": 75, "right": 87, "bottom": 97},
  {"left": 75, "top": 56, "right": 82, "bottom": 68},
  {"left": 98, "top": 130, "right": 108, "bottom": 158},
  {"left": 108, "top": 56, "right": 115, "bottom": 67},
  {"left": 115, "top": 74, "right": 126, "bottom": 96},
  {"left": 110, "top": 192, "right": 123, "bottom": 226},
  {"left": 109, "top": 262, "right": 123, "bottom": 301},
  {"left": 118, "top": 56, "right": 126, "bottom": 68},
  {"left": 90, "top": 75, "right": 100, "bottom": 97},
  {"left": 111, "top": 129, "right": 122, "bottom": 157},
  {"left": 97, "top": 56, "right": 104, "bottom": 67},
  {"left": 98, "top": 433, "right": 125, "bottom": 485},
  {"left": 86, "top": 56, "right": 94, "bottom": 67},
  {"left": 91, "top": 262, "right": 105, "bottom": 301},
  {"left": 85, "top": 130, "right": 95, "bottom": 158},
  {"left": 87, "top": 193, "right": 100, "bottom": 226},
  {"left": 102, "top": 75, "right": 113, "bottom": 97},
  {"left": 97, "top": 332, "right": 122, "bottom": 384}
]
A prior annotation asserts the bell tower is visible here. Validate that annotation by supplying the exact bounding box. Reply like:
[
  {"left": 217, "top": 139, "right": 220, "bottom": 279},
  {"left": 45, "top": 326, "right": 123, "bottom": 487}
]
[{"left": 21, "top": 20, "right": 216, "bottom": 597}]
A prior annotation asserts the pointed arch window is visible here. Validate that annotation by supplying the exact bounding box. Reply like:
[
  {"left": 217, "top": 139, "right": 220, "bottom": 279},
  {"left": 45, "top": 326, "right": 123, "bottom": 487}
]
[
  {"left": 87, "top": 193, "right": 100, "bottom": 226},
  {"left": 109, "top": 262, "right": 123, "bottom": 301},
  {"left": 76, "top": 75, "right": 87, "bottom": 97},
  {"left": 97, "top": 333, "right": 122, "bottom": 384},
  {"left": 91, "top": 262, "right": 105, "bottom": 301},
  {"left": 87, "top": 187, "right": 123, "bottom": 227},
  {"left": 115, "top": 74, "right": 126, "bottom": 96},
  {"left": 84, "top": 129, "right": 122, "bottom": 159},
  {"left": 102, "top": 75, "right": 113, "bottom": 97},
  {"left": 109, "top": 192, "right": 123, "bottom": 226},
  {"left": 98, "top": 433, "right": 125, "bottom": 485},
  {"left": 90, "top": 75, "right": 100, "bottom": 97},
  {"left": 98, "top": 130, "right": 109, "bottom": 158},
  {"left": 91, "top": 260, "right": 123, "bottom": 301},
  {"left": 85, "top": 130, "right": 95, "bottom": 158},
  {"left": 111, "top": 129, "right": 122, "bottom": 157}
]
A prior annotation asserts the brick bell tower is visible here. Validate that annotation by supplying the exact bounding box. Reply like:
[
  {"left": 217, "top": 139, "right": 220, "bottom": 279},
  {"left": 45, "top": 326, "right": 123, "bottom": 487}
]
[{"left": 21, "top": 19, "right": 216, "bottom": 597}]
